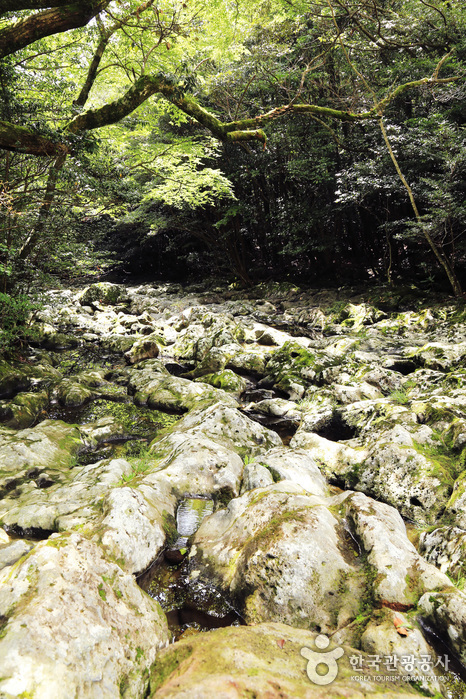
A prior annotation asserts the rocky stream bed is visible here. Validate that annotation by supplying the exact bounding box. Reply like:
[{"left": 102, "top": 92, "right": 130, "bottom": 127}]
[{"left": 1, "top": 280, "right": 466, "bottom": 697}]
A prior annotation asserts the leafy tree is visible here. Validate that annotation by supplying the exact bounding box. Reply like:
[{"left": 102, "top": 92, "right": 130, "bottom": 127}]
[{"left": 0, "top": 0, "right": 464, "bottom": 292}]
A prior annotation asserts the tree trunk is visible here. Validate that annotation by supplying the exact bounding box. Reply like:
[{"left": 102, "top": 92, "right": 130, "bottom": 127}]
[
  {"left": 17, "top": 153, "right": 67, "bottom": 262},
  {"left": 379, "top": 117, "right": 462, "bottom": 297}
]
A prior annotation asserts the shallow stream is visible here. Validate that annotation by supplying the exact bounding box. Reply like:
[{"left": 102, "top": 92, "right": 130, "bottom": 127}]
[{"left": 138, "top": 496, "right": 244, "bottom": 641}]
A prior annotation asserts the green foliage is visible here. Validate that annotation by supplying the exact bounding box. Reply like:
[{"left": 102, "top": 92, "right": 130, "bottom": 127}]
[
  {"left": 447, "top": 570, "right": 466, "bottom": 591},
  {"left": 389, "top": 389, "right": 410, "bottom": 405},
  {"left": 0, "top": 292, "right": 38, "bottom": 355},
  {"left": 0, "top": 0, "right": 465, "bottom": 290},
  {"left": 116, "top": 443, "right": 157, "bottom": 486},
  {"left": 97, "top": 582, "right": 107, "bottom": 602}
]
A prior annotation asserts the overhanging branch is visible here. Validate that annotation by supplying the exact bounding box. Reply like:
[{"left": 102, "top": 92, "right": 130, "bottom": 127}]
[
  {"left": 0, "top": 120, "right": 68, "bottom": 156},
  {"left": 0, "top": 0, "right": 74, "bottom": 13},
  {"left": 0, "top": 70, "right": 461, "bottom": 156},
  {"left": 0, "top": 0, "right": 110, "bottom": 59}
]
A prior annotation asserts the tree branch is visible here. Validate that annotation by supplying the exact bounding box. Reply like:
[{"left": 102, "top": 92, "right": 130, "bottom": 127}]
[
  {"left": 0, "top": 120, "right": 67, "bottom": 156},
  {"left": 0, "top": 0, "right": 110, "bottom": 59},
  {"left": 73, "top": 1, "right": 155, "bottom": 108},
  {"left": 0, "top": 0, "right": 72, "bottom": 12},
  {"left": 0, "top": 67, "right": 461, "bottom": 157}
]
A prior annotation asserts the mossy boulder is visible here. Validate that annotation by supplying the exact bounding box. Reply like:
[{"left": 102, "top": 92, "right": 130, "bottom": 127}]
[
  {"left": 418, "top": 588, "right": 466, "bottom": 666},
  {"left": 100, "top": 333, "right": 136, "bottom": 353},
  {"left": 194, "top": 369, "right": 249, "bottom": 397},
  {"left": 78, "top": 282, "right": 130, "bottom": 308},
  {"left": 158, "top": 402, "right": 281, "bottom": 459},
  {"left": 420, "top": 525, "right": 466, "bottom": 579},
  {"left": 0, "top": 360, "right": 31, "bottom": 399},
  {"left": 0, "top": 538, "right": 34, "bottom": 570},
  {"left": 340, "top": 424, "right": 452, "bottom": 523},
  {"left": 263, "top": 342, "right": 322, "bottom": 399},
  {"left": 42, "top": 332, "right": 79, "bottom": 351},
  {"left": 100, "top": 484, "right": 176, "bottom": 573},
  {"left": 337, "top": 302, "right": 386, "bottom": 329},
  {"left": 408, "top": 341, "right": 466, "bottom": 371},
  {"left": 132, "top": 373, "right": 238, "bottom": 412},
  {"left": 189, "top": 344, "right": 239, "bottom": 377},
  {"left": 149, "top": 622, "right": 423, "bottom": 698},
  {"left": 258, "top": 446, "right": 328, "bottom": 496},
  {"left": 0, "top": 390, "right": 48, "bottom": 429},
  {"left": 0, "top": 419, "right": 82, "bottom": 496},
  {"left": 147, "top": 431, "right": 244, "bottom": 501},
  {"left": 444, "top": 470, "right": 466, "bottom": 528},
  {"left": 56, "top": 379, "right": 94, "bottom": 408},
  {"left": 240, "top": 461, "right": 274, "bottom": 493},
  {"left": 189, "top": 483, "right": 366, "bottom": 633},
  {"left": 0, "top": 454, "right": 140, "bottom": 534},
  {"left": 125, "top": 334, "right": 161, "bottom": 364},
  {"left": 343, "top": 492, "right": 450, "bottom": 609},
  {"left": 360, "top": 609, "right": 441, "bottom": 696}
]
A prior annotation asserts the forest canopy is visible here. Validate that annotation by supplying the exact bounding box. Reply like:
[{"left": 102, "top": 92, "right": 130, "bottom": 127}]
[{"left": 0, "top": 0, "right": 465, "bottom": 294}]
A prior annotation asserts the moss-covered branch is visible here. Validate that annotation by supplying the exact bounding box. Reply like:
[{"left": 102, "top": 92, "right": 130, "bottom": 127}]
[
  {"left": 374, "top": 74, "right": 459, "bottom": 115},
  {"left": 0, "top": 0, "right": 73, "bottom": 13},
  {"left": 0, "top": 120, "right": 67, "bottom": 156},
  {"left": 66, "top": 74, "right": 378, "bottom": 145},
  {"left": 0, "top": 0, "right": 110, "bottom": 59},
  {"left": 73, "top": 1, "right": 156, "bottom": 109},
  {"left": 0, "top": 69, "right": 461, "bottom": 157}
]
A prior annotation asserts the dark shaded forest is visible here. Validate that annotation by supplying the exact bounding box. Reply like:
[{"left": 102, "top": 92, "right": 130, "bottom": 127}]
[{"left": 1, "top": 0, "right": 465, "bottom": 348}]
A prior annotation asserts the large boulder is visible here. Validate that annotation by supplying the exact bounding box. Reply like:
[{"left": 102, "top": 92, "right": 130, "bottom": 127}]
[
  {"left": 148, "top": 622, "right": 421, "bottom": 698},
  {"left": 156, "top": 402, "right": 282, "bottom": 459},
  {"left": 0, "top": 360, "right": 31, "bottom": 399},
  {"left": 78, "top": 282, "right": 130, "bottom": 308},
  {"left": 0, "top": 532, "right": 169, "bottom": 698},
  {"left": 418, "top": 588, "right": 466, "bottom": 666},
  {"left": 0, "top": 457, "right": 138, "bottom": 534},
  {"left": 189, "top": 483, "right": 366, "bottom": 634},
  {"left": 0, "top": 391, "right": 48, "bottom": 429},
  {"left": 131, "top": 372, "right": 238, "bottom": 412},
  {"left": 0, "top": 420, "right": 82, "bottom": 499},
  {"left": 148, "top": 432, "right": 244, "bottom": 502},
  {"left": 125, "top": 334, "right": 161, "bottom": 364}
]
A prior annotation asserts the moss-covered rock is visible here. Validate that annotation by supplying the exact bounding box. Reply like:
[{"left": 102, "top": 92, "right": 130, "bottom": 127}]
[
  {"left": 338, "top": 303, "right": 386, "bottom": 329},
  {"left": 420, "top": 525, "right": 466, "bottom": 579},
  {"left": 78, "top": 282, "right": 130, "bottom": 308},
  {"left": 0, "top": 532, "right": 169, "bottom": 698},
  {"left": 149, "top": 622, "right": 424, "bottom": 697},
  {"left": 155, "top": 402, "right": 281, "bottom": 459},
  {"left": 0, "top": 419, "right": 82, "bottom": 497},
  {"left": 194, "top": 369, "right": 249, "bottom": 397},
  {"left": 418, "top": 588, "right": 466, "bottom": 666},
  {"left": 408, "top": 341, "right": 466, "bottom": 371},
  {"left": 263, "top": 342, "right": 322, "bottom": 399},
  {"left": 57, "top": 379, "right": 94, "bottom": 407},
  {"left": 189, "top": 483, "right": 366, "bottom": 633},
  {"left": 336, "top": 423, "right": 453, "bottom": 523},
  {"left": 0, "top": 359, "right": 31, "bottom": 399},
  {"left": 343, "top": 492, "right": 450, "bottom": 609},
  {"left": 360, "top": 609, "right": 441, "bottom": 696},
  {"left": 125, "top": 333, "right": 161, "bottom": 364},
  {"left": 0, "top": 390, "right": 48, "bottom": 429},
  {"left": 133, "top": 373, "right": 238, "bottom": 413}
]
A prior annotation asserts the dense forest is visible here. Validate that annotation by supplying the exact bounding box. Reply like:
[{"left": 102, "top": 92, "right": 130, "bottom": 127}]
[{"left": 0, "top": 0, "right": 465, "bottom": 307}]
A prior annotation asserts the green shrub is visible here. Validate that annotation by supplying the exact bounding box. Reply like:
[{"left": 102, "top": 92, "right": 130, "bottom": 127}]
[{"left": 0, "top": 292, "right": 39, "bottom": 355}]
